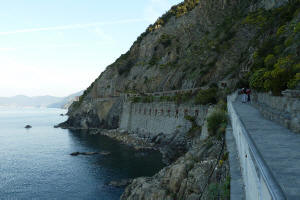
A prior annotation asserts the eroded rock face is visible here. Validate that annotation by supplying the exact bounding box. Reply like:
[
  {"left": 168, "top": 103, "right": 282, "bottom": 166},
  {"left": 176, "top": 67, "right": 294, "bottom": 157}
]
[
  {"left": 63, "top": 0, "right": 290, "bottom": 130},
  {"left": 121, "top": 137, "right": 229, "bottom": 200},
  {"left": 64, "top": 0, "right": 249, "bottom": 129},
  {"left": 59, "top": 98, "right": 123, "bottom": 129}
]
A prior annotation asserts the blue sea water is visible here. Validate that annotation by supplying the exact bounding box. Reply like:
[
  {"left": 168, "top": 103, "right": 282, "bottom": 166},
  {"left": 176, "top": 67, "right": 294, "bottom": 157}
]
[{"left": 0, "top": 108, "right": 164, "bottom": 200}]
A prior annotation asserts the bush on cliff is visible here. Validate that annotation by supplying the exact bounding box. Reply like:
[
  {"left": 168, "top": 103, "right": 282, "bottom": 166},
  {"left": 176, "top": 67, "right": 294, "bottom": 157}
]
[
  {"left": 207, "top": 109, "right": 227, "bottom": 139},
  {"left": 247, "top": 1, "right": 300, "bottom": 95},
  {"left": 195, "top": 88, "right": 218, "bottom": 105},
  {"left": 184, "top": 115, "right": 201, "bottom": 138},
  {"left": 208, "top": 176, "right": 230, "bottom": 200}
]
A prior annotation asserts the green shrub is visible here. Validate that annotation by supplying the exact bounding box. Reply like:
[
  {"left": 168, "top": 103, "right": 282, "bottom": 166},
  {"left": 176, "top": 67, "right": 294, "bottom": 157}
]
[
  {"left": 265, "top": 56, "right": 294, "bottom": 94},
  {"left": 208, "top": 176, "right": 230, "bottom": 200},
  {"left": 284, "top": 35, "right": 294, "bottom": 47},
  {"left": 222, "top": 176, "right": 231, "bottom": 199},
  {"left": 276, "top": 25, "right": 287, "bottom": 36},
  {"left": 195, "top": 88, "right": 218, "bottom": 105},
  {"left": 264, "top": 54, "right": 276, "bottom": 68},
  {"left": 248, "top": 0, "right": 300, "bottom": 94},
  {"left": 207, "top": 110, "right": 228, "bottom": 137},
  {"left": 273, "top": 45, "right": 284, "bottom": 55},
  {"left": 142, "top": 95, "right": 154, "bottom": 103},
  {"left": 252, "top": 51, "right": 265, "bottom": 69},
  {"left": 249, "top": 68, "right": 267, "bottom": 91},
  {"left": 184, "top": 115, "right": 196, "bottom": 123},
  {"left": 174, "top": 92, "right": 192, "bottom": 104},
  {"left": 132, "top": 97, "right": 142, "bottom": 103},
  {"left": 242, "top": 9, "right": 268, "bottom": 28},
  {"left": 294, "top": 22, "right": 300, "bottom": 33},
  {"left": 208, "top": 183, "right": 219, "bottom": 200},
  {"left": 159, "top": 34, "right": 172, "bottom": 47},
  {"left": 217, "top": 100, "right": 227, "bottom": 112},
  {"left": 159, "top": 96, "right": 172, "bottom": 101},
  {"left": 185, "top": 115, "right": 201, "bottom": 138},
  {"left": 287, "top": 73, "right": 300, "bottom": 89}
]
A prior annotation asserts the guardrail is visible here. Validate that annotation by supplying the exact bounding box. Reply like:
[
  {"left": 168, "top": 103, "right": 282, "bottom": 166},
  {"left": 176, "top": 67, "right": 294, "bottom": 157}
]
[{"left": 227, "top": 92, "right": 286, "bottom": 200}]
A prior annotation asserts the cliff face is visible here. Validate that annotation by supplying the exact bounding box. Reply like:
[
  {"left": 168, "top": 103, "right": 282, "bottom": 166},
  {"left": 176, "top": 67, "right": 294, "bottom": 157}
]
[
  {"left": 61, "top": 0, "right": 293, "bottom": 129},
  {"left": 58, "top": 0, "right": 298, "bottom": 199},
  {"left": 121, "top": 135, "right": 228, "bottom": 200}
]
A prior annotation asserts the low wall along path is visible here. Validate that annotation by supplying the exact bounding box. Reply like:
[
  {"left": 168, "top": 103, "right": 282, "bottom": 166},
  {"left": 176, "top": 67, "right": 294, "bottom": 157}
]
[{"left": 228, "top": 92, "right": 300, "bottom": 200}]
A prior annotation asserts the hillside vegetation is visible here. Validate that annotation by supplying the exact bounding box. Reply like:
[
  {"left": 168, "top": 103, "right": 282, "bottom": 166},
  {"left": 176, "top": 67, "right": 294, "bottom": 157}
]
[
  {"left": 59, "top": 0, "right": 300, "bottom": 199},
  {"left": 63, "top": 0, "right": 299, "bottom": 129}
]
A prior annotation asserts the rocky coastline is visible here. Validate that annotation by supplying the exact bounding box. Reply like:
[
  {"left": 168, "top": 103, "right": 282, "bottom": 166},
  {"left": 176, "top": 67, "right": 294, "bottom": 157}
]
[
  {"left": 57, "top": 107, "right": 230, "bottom": 199},
  {"left": 58, "top": 125, "right": 189, "bottom": 165},
  {"left": 120, "top": 130, "right": 229, "bottom": 199}
]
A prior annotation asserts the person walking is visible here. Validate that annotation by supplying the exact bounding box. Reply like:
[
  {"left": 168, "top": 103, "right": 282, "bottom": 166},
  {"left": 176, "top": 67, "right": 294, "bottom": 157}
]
[
  {"left": 241, "top": 88, "right": 247, "bottom": 103},
  {"left": 246, "top": 88, "right": 251, "bottom": 102}
]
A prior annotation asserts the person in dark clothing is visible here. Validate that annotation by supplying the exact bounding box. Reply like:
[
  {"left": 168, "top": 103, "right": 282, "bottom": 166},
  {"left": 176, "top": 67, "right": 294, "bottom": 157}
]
[{"left": 246, "top": 88, "right": 251, "bottom": 102}]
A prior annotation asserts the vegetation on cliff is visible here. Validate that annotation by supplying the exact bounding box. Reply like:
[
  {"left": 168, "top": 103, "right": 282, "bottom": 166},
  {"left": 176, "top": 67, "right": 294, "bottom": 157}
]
[
  {"left": 244, "top": 1, "right": 300, "bottom": 95},
  {"left": 61, "top": 0, "right": 300, "bottom": 199},
  {"left": 135, "top": 0, "right": 200, "bottom": 44}
]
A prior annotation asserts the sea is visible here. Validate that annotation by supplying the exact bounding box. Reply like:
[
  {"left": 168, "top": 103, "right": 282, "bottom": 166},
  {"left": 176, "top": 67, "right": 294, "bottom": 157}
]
[{"left": 0, "top": 107, "right": 164, "bottom": 200}]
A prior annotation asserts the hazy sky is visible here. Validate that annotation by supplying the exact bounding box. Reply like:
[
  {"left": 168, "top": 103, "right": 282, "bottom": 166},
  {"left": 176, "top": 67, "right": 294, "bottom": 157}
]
[{"left": 0, "top": 0, "right": 182, "bottom": 97}]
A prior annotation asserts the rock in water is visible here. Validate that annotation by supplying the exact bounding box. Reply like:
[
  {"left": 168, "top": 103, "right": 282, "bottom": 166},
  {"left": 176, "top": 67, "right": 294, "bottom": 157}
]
[
  {"left": 70, "top": 152, "right": 80, "bottom": 156},
  {"left": 25, "top": 125, "right": 32, "bottom": 129},
  {"left": 70, "top": 151, "right": 111, "bottom": 156},
  {"left": 108, "top": 179, "right": 133, "bottom": 187},
  {"left": 99, "top": 151, "right": 111, "bottom": 156},
  {"left": 81, "top": 152, "right": 98, "bottom": 155}
]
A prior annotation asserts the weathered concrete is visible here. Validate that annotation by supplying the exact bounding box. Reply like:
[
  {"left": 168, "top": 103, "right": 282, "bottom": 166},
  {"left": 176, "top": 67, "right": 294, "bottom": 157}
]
[
  {"left": 228, "top": 93, "right": 286, "bottom": 200},
  {"left": 225, "top": 126, "right": 245, "bottom": 200},
  {"left": 252, "top": 91, "right": 300, "bottom": 133},
  {"left": 119, "top": 101, "right": 209, "bottom": 163},
  {"left": 120, "top": 102, "right": 208, "bottom": 138},
  {"left": 230, "top": 93, "right": 300, "bottom": 199},
  {"left": 234, "top": 99, "right": 300, "bottom": 199}
]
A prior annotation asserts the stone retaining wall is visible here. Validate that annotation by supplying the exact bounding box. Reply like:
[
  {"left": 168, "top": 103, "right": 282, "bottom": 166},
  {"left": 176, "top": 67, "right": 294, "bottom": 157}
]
[
  {"left": 120, "top": 102, "right": 208, "bottom": 137},
  {"left": 252, "top": 91, "right": 300, "bottom": 133}
]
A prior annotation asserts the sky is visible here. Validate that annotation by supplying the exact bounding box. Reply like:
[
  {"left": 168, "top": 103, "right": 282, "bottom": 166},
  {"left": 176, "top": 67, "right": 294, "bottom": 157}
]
[{"left": 0, "top": 0, "right": 182, "bottom": 97}]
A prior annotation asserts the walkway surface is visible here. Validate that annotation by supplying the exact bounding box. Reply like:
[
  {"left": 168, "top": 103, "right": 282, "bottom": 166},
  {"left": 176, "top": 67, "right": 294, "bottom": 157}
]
[
  {"left": 233, "top": 98, "right": 300, "bottom": 200},
  {"left": 226, "top": 125, "right": 245, "bottom": 200}
]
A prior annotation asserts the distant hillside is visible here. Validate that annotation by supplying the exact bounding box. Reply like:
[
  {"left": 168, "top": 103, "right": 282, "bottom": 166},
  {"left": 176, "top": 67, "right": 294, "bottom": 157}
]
[
  {"left": 0, "top": 95, "right": 63, "bottom": 108},
  {"left": 48, "top": 91, "right": 83, "bottom": 109}
]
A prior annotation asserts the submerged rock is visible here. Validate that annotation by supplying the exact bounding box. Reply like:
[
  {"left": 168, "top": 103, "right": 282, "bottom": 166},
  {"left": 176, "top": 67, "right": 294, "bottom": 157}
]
[
  {"left": 70, "top": 151, "right": 111, "bottom": 156},
  {"left": 108, "top": 179, "right": 133, "bottom": 188},
  {"left": 70, "top": 152, "right": 80, "bottom": 156},
  {"left": 99, "top": 151, "right": 111, "bottom": 156},
  {"left": 24, "top": 125, "right": 32, "bottom": 129},
  {"left": 81, "top": 152, "right": 98, "bottom": 155}
]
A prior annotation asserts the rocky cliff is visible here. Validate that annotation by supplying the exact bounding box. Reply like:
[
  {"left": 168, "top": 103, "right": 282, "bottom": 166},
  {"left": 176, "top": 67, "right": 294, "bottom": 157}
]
[
  {"left": 60, "top": 0, "right": 298, "bottom": 130},
  {"left": 59, "top": 0, "right": 299, "bottom": 199}
]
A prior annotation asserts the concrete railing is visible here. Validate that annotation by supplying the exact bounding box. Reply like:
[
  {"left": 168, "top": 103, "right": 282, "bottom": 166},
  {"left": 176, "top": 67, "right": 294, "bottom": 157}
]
[
  {"left": 227, "top": 92, "right": 286, "bottom": 200},
  {"left": 252, "top": 91, "right": 300, "bottom": 133}
]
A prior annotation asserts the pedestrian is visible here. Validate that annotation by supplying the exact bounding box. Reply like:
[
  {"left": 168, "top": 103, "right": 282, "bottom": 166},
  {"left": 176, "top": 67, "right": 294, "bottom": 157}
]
[
  {"left": 241, "top": 88, "right": 247, "bottom": 103},
  {"left": 246, "top": 88, "right": 251, "bottom": 102}
]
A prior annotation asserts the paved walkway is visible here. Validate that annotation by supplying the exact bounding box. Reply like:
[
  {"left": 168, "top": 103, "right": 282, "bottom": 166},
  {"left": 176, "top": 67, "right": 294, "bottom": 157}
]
[
  {"left": 226, "top": 125, "right": 245, "bottom": 200},
  {"left": 233, "top": 98, "right": 300, "bottom": 199}
]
